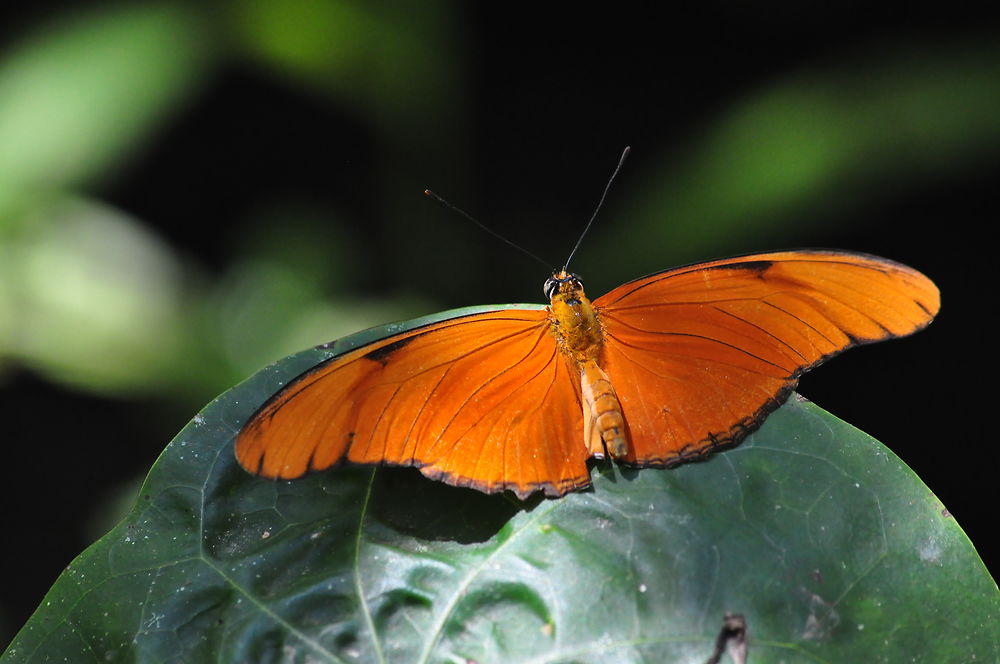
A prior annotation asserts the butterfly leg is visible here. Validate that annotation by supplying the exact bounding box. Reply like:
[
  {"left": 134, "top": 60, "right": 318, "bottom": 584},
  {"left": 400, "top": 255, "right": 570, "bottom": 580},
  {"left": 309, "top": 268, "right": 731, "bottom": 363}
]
[{"left": 580, "top": 360, "right": 628, "bottom": 459}]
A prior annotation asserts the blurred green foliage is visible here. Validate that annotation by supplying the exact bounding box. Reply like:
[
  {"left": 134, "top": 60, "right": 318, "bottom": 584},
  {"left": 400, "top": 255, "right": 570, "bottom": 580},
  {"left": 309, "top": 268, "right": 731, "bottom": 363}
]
[
  {"left": 0, "top": 4, "right": 208, "bottom": 394},
  {"left": 3, "top": 1, "right": 998, "bottom": 403},
  {"left": 594, "top": 44, "right": 1000, "bottom": 278},
  {"left": 0, "top": 4, "right": 209, "bottom": 218},
  {"left": 0, "top": 1, "right": 459, "bottom": 401}
]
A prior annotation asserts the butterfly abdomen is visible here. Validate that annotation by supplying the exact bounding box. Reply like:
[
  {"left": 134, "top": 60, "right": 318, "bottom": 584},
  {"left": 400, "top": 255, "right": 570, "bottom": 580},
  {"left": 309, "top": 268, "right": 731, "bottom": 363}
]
[{"left": 580, "top": 360, "right": 628, "bottom": 458}]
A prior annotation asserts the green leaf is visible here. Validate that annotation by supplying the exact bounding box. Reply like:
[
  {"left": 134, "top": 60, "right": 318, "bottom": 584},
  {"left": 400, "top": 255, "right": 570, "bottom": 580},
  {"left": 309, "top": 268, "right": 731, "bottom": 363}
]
[{"left": 4, "top": 307, "right": 996, "bottom": 663}]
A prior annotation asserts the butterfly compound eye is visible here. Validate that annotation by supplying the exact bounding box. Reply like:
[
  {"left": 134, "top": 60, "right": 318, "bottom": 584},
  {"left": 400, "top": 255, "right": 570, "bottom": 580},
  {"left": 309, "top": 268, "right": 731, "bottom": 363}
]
[{"left": 543, "top": 277, "right": 559, "bottom": 300}]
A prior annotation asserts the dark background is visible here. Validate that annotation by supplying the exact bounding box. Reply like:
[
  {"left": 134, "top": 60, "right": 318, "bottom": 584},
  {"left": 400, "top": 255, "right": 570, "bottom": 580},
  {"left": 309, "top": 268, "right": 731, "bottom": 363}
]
[{"left": 2, "top": 1, "right": 997, "bottom": 645}]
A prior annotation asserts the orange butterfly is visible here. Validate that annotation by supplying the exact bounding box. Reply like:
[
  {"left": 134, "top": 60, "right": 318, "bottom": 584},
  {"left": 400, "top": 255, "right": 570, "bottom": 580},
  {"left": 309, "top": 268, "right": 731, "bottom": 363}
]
[{"left": 236, "top": 250, "right": 939, "bottom": 499}]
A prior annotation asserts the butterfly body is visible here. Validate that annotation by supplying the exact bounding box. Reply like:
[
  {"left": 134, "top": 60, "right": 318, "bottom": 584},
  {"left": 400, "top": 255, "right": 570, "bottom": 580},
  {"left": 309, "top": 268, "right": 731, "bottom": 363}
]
[
  {"left": 545, "top": 270, "right": 628, "bottom": 459},
  {"left": 236, "top": 250, "right": 939, "bottom": 499}
]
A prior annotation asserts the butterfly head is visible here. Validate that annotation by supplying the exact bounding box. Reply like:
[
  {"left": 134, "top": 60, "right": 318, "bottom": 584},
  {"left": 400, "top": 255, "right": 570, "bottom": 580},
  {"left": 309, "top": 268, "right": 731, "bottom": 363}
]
[{"left": 544, "top": 270, "right": 585, "bottom": 303}]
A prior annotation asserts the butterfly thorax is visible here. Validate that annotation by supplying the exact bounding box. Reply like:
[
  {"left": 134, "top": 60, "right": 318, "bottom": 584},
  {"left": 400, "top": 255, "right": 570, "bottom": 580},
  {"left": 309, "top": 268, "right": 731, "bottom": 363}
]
[{"left": 545, "top": 271, "right": 604, "bottom": 361}]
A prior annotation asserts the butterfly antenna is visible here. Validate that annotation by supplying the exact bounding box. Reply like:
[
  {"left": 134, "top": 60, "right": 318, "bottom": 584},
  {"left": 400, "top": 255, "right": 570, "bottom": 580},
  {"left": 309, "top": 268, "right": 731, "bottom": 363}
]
[
  {"left": 423, "top": 189, "right": 553, "bottom": 271},
  {"left": 562, "top": 146, "right": 631, "bottom": 272}
]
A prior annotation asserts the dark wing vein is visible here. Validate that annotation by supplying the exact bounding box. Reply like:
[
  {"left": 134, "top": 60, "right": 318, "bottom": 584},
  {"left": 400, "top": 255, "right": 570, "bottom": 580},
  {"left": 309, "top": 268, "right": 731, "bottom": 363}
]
[
  {"left": 607, "top": 334, "right": 786, "bottom": 401},
  {"left": 602, "top": 313, "right": 793, "bottom": 375},
  {"left": 713, "top": 306, "right": 810, "bottom": 363},
  {"left": 423, "top": 324, "right": 552, "bottom": 457}
]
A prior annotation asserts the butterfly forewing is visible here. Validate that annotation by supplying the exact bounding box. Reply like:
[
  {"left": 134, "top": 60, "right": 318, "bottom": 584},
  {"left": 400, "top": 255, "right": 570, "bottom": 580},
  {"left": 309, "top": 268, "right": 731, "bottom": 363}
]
[
  {"left": 593, "top": 251, "right": 940, "bottom": 465},
  {"left": 236, "top": 308, "right": 590, "bottom": 497}
]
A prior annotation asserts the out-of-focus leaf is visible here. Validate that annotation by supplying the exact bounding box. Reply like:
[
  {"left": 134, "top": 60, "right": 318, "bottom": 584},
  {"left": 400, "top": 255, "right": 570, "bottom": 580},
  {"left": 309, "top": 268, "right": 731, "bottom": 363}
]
[
  {"left": 0, "top": 199, "right": 185, "bottom": 394},
  {"left": 0, "top": 3, "right": 212, "bottom": 219},
  {"left": 584, "top": 41, "right": 1000, "bottom": 283},
  {"left": 4, "top": 307, "right": 996, "bottom": 663},
  {"left": 225, "top": 0, "right": 469, "bottom": 300},
  {"left": 0, "top": 195, "right": 430, "bottom": 400},
  {"left": 210, "top": 257, "right": 430, "bottom": 381},
  {"left": 228, "top": 0, "right": 459, "bottom": 125}
]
